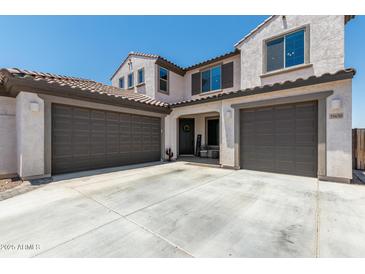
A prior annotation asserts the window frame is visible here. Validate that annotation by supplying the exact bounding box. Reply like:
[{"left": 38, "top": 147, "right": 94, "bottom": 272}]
[
  {"left": 127, "top": 72, "right": 134, "bottom": 89},
  {"left": 263, "top": 25, "right": 309, "bottom": 74},
  {"left": 200, "top": 65, "right": 222, "bottom": 93},
  {"left": 119, "top": 77, "right": 125, "bottom": 89},
  {"left": 158, "top": 66, "right": 169, "bottom": 94},
  {"left": 137, "top": 67, "right": 145, "bottom": 85},
  {"left": 205, "top": 116, "right": 220, "bottom": 146}
]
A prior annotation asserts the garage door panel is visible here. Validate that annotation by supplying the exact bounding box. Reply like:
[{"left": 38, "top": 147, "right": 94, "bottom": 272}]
[
  {"left": 276, "top": 135, "right": 295, "bottom": 146},
  {"left": 275, "top": 120, "right": 295, "bottom": 131},
  {"left": 256, "top": 135, "right": 275, "bottom": 145},
  {"left": 275, "top": 147, "right": 294, "bottom": 161},
  {"left": 240, "top": 101, "right": 317, "bottom": 177},
  {"left": 275, "top": 161, "right": 295, "bottom": 174},
  {"left": 52, "top": 104, "right": 161, "bottom": 174}
]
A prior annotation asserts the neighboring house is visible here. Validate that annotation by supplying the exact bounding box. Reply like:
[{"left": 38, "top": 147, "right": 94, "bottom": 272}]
[{"left": 0, "top": 15, "right": 356, "bottom": 183}]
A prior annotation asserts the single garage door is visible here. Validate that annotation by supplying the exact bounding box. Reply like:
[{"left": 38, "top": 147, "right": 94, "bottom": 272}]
[
  {"left": 52, "top": 104, "right": 161, "bottom": 174},
  {"left": 240, "top": 101, "right": 317, "bottom": 177}
]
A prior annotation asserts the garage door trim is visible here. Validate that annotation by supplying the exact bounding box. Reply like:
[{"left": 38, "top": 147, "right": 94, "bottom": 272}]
[
  {"left": 232, "top": 91, "right": 331, "bottom": 177},
  {"left": 239, "top": 101, "right": 318, "bottom": 177}
]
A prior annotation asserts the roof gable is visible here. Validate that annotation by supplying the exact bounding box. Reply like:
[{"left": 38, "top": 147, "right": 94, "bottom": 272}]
[
  {"left": 110, "top": 52, "right": 158, "bottom": 80},
  {"left": 234, "top": 15, "right": 355, "bottom": 48}
]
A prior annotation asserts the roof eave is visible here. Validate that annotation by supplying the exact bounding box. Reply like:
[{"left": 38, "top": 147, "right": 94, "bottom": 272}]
[
  {"left": 4, "top": 76, "right": 171, "bottom": 114},
  {"left": 171, "top": 68, "right": 356, "bottom": 108},
  {"left": 234, "top": 15, "right": 276, "bottom": 48},
  {"left": 183, "top": 49, "right": 240, "bottom": 72}
]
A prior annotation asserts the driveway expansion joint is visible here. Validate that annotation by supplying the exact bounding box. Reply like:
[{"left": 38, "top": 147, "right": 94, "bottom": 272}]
[
  {"left": 67, "top": 186, "right": 194, "bottom": 258},
  {"left": 124, "top": 171, "right": 235, "bottom": 217}
]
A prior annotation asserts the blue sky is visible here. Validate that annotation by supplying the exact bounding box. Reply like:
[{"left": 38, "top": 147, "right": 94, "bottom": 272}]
[{"left": 0, "top": 15, "right": 363, "bottom": 127}]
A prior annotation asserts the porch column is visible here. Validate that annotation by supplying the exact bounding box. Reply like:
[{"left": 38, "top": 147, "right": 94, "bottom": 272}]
[
  {"left": 164, "top": 114, "right": 178, "bottom": 160},
  {"left": 220, "top": 101, "right": 235, "bottom": 168}
]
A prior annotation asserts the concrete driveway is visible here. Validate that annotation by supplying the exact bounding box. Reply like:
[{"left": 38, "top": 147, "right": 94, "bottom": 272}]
[{"left": 0, "top": 162, "right": 364, "bottom": 258}]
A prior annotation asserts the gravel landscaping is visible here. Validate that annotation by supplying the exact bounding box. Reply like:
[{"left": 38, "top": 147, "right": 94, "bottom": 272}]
[{"left": 0, "top": 177, "right": 22, "bottom": 192}]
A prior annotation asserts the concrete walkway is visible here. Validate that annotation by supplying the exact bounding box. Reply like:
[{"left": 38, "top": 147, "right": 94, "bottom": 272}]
[{"left": 0, "top": 162, "right": 364, "bottom": 258}]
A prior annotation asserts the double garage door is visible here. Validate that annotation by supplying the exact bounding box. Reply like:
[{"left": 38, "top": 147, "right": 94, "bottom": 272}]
[
  {"left": 52, "top": 104, "right": 161, "bottom": 175},
  {"left": 240, "top": 101, "right": 318, "bottom": 177}
]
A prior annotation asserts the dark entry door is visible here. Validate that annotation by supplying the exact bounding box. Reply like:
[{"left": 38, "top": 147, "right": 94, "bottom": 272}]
[
  {"left": 179, "top": 118, "right": 195, "bottom": 155},
  {"left": 52, "top": 104, "right": 161, "bottom": 175},
  {"left": 240, "top": 101, "right": 318, "bottom": 177}
]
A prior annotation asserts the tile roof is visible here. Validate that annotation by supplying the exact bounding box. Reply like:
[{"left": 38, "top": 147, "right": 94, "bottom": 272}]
[
  {"left": 0, "top": 72, "right": 5, "bottom": 85},
  {"left": 1, "top": 68, "right": 169, "bottom": 108},
  {"left": 170, "top": 68, "right": 356, "bottom": 107},
  {"left": 1, "top": 68, "right": 356, "bottom": 110},
  {"left": 183, "top": 49, "right": 240, "bottom": 71},
  {"left": 111, "top": 49, "right": 240, "bottom": 79},
  {"left": 110, "top": 51, "right": 185, "bottom": 80}
]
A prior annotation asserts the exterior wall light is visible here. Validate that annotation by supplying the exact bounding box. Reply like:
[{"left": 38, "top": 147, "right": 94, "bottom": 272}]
[
  {"left": 331, "top": 98, "right": 342, "bottom": 111},
  {"left": 30, "top": 102, "right": 40, "bottom": 112}
]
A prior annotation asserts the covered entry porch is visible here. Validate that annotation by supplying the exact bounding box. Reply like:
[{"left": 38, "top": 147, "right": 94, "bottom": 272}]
[{"left": 177, "top": 112, "right": 220, "bottom": 165}]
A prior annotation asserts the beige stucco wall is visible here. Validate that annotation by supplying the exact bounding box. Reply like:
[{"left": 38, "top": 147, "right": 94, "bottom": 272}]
[
  {"left": 111, "top": 55, "right": 186, "bottom": 104},
  {"left": 237, "top": 15, "right": 345, "bottom": 89},
  {"left": 16, "top": 92, "right": 45, "bottom": 179},
  {"left": 111, "top": 55, "right": 157, "bottom": 98},
  {"left": 0, "top": 96, "right": 17, "bottom": 178},
  {"left": 154, "top": 65, "right": 186, "bottom": 104},
  {"left": 166, "top": 79, "right": 352, "bottom": 180}
]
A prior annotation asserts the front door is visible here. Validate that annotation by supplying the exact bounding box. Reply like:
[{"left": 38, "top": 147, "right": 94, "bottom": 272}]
[{"left": 179, "top": 118, "right": 195, "bottom": 155}]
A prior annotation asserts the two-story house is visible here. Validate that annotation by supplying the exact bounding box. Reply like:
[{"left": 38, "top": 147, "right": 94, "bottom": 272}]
[{"left": 0, "top": 15, "right": 356, "bottom": 183}]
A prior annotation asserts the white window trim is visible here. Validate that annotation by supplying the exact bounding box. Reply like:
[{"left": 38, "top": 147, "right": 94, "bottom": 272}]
[
  {"left": 137, "top": 68, "right": 145, "bottom": 84},
  {"left": 128, "top": 72, "right": 134, "bottom": 89},
  {"left": 158, "top": 66, "right": 169, "bottom": 94},
  {"left": 201, "top": 65, "right": 222, "bottom": 93},
  {"left": 263, "top": 25, "right": 310, "bottom": 74}
]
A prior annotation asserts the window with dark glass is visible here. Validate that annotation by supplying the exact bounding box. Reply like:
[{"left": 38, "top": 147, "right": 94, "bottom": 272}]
[
  {"left": 201, "top": 70, "right": 211, "bottom": 92},
  {"left": 119, "top": 77, "right": 125, "bottom": 88},
  {"left": 285, "top": 30, "right": 305, "bottom": 67},
  {"left": 201, "top": 65, "right": 221, "bottom": 93},
  {"left": 207, "top": 118, "right": 219, "bottom": 146},
  {"left": 137, "top": 68, "right": 144, "bottom": 84},
  {"left": 128, "top": 73, "right": 134, "bottom": 88},
  {"left": 266, "top": 29, "right": 305, "bottom": 72},
  {"left": 159, "top": 67, "right": 168, "bottom": 93}
]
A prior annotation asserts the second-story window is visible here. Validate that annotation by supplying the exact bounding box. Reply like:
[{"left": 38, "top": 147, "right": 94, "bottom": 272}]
[
  {"left": 159, "top": 67, "right": 169, "bottom": 93},
  {"left": 266, "top": 29, "right": 305, "bottom": 72},
  {"left": 119, "top": 77, "right": 125, "bottom": 89},
  {"left": 201, "top": 65, "right": 221, "bottom": 93},
  {"left": 137, "top": 68, "right": 145, "bottom": 84},
  {"left": 128, "top": 72, "right": 134, "bottom": 88}
]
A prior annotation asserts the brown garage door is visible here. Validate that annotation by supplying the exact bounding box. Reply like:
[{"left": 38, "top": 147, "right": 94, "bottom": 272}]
[
  {"left": 240, "top": 101, "right": 318, "bottom": 177},
  {"left": 52, "top": 104, "right": 161, "bottom": 174}
]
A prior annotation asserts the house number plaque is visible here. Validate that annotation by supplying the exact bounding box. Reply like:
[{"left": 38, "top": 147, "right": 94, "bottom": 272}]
[{"left": 329, "top": 113, "right": 344, "bottom": 119}]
